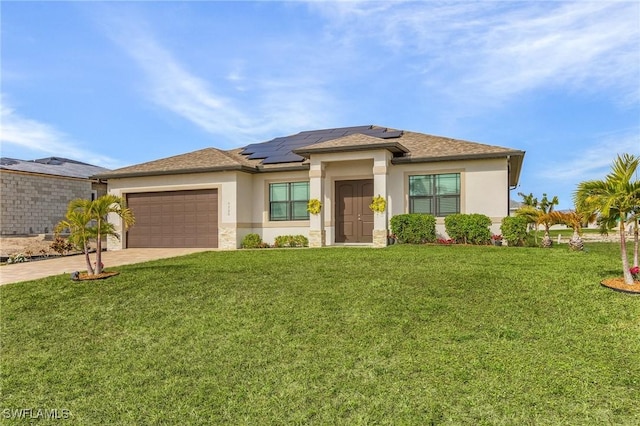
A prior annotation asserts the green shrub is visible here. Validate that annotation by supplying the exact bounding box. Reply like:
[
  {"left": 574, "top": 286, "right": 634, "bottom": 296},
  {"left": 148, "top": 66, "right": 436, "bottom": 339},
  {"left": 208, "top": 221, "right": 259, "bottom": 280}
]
[
  {"left": 7, "top": 253, "right": 29, "bottom": 264},
  {"left": 500, "top": 216, "right": 529, "bottom": 247},
  {"left": 444, "top": 214, "right": 492, "bottom": 244},
  {"left": 273, "top": 235, "right": 308, "bottom": 248},
  {"left": 390, "top": 214, "right": 436, "bottom": 244},
  {"left": 241, "top": 233, "right": 267, "bottom": 249}
]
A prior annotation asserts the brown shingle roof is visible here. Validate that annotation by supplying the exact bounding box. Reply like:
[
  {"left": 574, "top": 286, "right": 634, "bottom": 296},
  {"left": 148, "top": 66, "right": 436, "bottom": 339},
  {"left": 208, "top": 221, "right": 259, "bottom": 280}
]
[
  {"left": 392, "top": 131, "right": 523, "bottom": 162},
  {"left": 94, "top": 148, "right": 256, "bottom": 178},
  {"left": 391, "top": 131, "right": 525, "bottom": 186},
  {"left": 294, "top": 133, "right": 409, "bottom": 156},
  {"left": 96, "top": 126, "right": 525, "bottom": 184}
]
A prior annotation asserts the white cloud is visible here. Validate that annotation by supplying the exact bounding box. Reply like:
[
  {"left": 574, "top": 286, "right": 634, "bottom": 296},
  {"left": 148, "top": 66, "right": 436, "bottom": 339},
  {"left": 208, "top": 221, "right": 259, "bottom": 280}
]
[
  {"left": 540, "top": 130, "right": 640, "bottom": 182},
  {"left": 101, "top": 12, "right": 339, "bottom": 147},
  {"left": 312, "top": 2, "right": 640, "bottom": 107},
  {"left": 0, "top": 98, "right": 121, "bottom": 168}
]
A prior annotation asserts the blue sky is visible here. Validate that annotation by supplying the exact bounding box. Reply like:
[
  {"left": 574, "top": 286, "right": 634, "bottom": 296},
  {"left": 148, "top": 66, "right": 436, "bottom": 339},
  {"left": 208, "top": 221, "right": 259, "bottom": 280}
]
[{"left": 2, "top": 1, "right": 639, "bottom": 210}]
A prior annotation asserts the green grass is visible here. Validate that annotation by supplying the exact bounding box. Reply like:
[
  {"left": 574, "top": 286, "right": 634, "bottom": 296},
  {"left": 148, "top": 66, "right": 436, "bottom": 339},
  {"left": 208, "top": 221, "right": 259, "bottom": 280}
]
[
  {"left": 1, "top": 244, "right": 639, "bottom": 424},
  {"left": 546, "top": 228, "right": 603, "bottom": 238}
]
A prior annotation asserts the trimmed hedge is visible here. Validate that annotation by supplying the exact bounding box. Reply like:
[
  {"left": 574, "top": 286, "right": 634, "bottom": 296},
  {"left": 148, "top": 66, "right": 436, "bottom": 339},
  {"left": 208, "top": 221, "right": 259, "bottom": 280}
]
[
  {"left": 444, "top": 214, "right": 492, "bottom": 245},
  {"left": 500, "top": 216, "right": 529, "bottom": 247},
  {"left": 390, "top": 214, "right": 436, "bottom": 244},
  {"left": 241, "top": 233, "right": 267, "bottom": 249},
  {"left": 273, "top": 235, "right": 308, "bottom": 248}
]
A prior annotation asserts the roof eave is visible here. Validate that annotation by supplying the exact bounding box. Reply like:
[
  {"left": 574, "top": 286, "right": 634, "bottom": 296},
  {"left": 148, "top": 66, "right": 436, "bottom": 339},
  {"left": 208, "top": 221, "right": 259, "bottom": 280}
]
[
  {"left": 256, "top": 163, "right": 310, "bottom": 173},
  {"left": 92, "top": 165, "right": 258, "bottom": 179},
  {"left": 507, "top": 151, "right": 526, "bottom": 187},
  {"left": 392, "top": 150, "right": 525, "bottom": 165},
  {"left": 294, "top": 142, "right": 408, "bottom": 158}
]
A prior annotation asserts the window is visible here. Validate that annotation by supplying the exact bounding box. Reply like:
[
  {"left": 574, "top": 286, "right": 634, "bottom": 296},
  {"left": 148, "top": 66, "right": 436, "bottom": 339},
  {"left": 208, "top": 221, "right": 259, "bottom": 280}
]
[
  {"left": 409, "top": 173, "right": 460, "bottom": 216},
  {"left": 269, "top": 182, "right": 310, "bottom": 221}
]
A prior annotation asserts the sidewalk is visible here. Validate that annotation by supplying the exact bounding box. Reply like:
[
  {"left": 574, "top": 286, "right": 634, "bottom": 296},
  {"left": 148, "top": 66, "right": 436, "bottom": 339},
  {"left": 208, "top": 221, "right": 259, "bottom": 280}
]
[{"left": 0, "top": 248, "right": 213, "bottom": 286}]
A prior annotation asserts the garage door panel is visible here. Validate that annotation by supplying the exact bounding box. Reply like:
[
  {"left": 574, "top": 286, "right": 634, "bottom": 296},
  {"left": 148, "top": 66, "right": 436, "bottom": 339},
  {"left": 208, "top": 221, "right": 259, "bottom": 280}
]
[{"left": 127, "top": 189, "right": 218, "bottom": 248}]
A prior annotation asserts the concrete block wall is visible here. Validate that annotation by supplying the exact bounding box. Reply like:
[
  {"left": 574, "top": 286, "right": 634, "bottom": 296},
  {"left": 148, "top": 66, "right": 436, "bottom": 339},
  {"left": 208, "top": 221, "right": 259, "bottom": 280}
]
[{"left": 0, "top": 171, "right": 95, "bottom": 235}]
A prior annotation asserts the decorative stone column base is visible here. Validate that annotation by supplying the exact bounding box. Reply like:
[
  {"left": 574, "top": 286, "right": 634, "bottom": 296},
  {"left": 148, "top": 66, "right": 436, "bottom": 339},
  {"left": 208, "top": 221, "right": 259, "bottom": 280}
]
[
  {"left": 107, "top": 234, "right": 122, "bottom": 251},
  {"left": 219, "top": 225, "right": 237, "bottom": 250},
  {"left": 372, "top": 229, "right": 388, "bottom": 248},
  {"left": 309, "top": 230, "right": 325, "bottom": 248}
]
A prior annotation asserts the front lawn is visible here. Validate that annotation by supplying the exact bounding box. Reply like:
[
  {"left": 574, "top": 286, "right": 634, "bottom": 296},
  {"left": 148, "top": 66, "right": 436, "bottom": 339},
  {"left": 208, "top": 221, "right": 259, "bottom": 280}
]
[{"left": 1, "top": 244, "right": 639, "bottom": 424}]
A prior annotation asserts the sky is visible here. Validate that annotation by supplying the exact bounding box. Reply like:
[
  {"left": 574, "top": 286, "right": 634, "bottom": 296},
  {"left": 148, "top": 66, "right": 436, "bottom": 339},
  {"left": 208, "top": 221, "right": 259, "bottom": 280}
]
[{"left": 1, "top": 1, "right": 639, "bottom": 210}]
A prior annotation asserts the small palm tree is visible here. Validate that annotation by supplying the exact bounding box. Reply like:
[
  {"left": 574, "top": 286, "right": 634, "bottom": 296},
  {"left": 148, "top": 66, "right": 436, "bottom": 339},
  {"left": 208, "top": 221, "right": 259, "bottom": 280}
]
[
  {"left": 516, "top": 193, "right": 560, "bottom": 248},
  {"left": 575, "top": 154, "right": 640, "bottom": 285},
  {"left": 59, "top": 195, "right": 135, "bottom": 276},
  {"left": 86, "top": 195, "right": 135, "bottom": 274},
  {"left": 549, "top": 210, "right": 596, "bottom": 251},
  {"left": 517, "top": 192, "right": 538, "bottom": 232},
  {"left": 55, "top": 208, "right": 96, "bottom": 274}
]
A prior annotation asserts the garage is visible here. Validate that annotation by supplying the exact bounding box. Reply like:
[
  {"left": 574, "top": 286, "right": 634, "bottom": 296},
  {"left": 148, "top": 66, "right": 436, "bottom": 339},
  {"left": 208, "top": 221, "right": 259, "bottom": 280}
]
[{"left": 126, "top": 189, "right": 218, "bottom": 248}]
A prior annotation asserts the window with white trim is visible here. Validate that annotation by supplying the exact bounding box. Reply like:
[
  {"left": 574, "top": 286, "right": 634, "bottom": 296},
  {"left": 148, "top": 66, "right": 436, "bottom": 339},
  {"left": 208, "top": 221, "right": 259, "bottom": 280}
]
[
  {"left": 409, "top": 173, "right": 460, "bottom": 216},
  {"left": 269, "top": 182, "right": 310, "bottom": 221}
]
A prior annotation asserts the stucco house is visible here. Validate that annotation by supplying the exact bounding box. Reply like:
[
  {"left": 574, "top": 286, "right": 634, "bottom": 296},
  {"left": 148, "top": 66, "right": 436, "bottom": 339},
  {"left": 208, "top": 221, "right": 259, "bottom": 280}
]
[
  {"left": 0, "top": 157, "right": 109, "bottom": 235},
  {"left": 96, "top": 125, "right": 525, "bottom": 250}
]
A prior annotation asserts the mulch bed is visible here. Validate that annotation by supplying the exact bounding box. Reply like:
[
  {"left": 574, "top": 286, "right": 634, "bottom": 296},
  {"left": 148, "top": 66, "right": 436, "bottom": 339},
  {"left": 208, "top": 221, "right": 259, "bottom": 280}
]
[
  {"left": 601, "top": 278, "right": 640, "bottom": 295},
  {"left": 76, "top": 271, "right": 119, "bottom": 281}
]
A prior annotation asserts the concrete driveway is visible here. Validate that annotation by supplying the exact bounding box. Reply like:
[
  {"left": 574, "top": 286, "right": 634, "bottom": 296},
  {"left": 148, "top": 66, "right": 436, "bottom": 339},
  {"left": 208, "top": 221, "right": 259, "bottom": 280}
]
[{"left": 0, "top": 248, "right": 213, "bottom": 286}]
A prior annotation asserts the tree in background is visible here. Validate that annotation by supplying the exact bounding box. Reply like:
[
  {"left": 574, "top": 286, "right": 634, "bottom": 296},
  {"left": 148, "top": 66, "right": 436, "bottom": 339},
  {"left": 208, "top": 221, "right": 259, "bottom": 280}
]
[
  {"left": 515, "top": 193, "right": 560, "bottom": 248},
  {"left": 548, "top": 210, "right": 596, "bottom": 251},
  {"left": 575, "top": 154, "right": 640, "bottom": 285}
]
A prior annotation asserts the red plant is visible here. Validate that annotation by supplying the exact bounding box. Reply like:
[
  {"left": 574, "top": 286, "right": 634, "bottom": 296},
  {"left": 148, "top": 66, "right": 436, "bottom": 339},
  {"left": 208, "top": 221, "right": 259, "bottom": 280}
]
[{"left": 437, "top": 238, "right": 454, "bottom": 245}]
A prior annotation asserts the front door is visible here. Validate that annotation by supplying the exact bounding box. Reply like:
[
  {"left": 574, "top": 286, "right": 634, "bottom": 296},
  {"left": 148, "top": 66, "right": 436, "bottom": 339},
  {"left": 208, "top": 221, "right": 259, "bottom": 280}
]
[{"left": 335, "top": 179, "right": 374, "bottom": 243}]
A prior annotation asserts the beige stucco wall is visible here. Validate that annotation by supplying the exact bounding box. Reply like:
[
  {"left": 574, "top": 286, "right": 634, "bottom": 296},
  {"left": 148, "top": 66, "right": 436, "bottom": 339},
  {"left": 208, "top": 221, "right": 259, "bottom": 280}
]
[
  {"left": 249, "top": 170, "right": 310, "bottom": 245},
  {"left": 0, "top": 170, "right": 96, "bottom": 235},
  {"left": 387, "top": 157, "right": 509, "bottom": 237}
]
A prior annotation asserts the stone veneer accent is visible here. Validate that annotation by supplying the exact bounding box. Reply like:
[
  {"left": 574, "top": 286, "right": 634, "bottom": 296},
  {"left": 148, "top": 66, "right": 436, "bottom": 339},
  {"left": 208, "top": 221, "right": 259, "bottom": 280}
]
[
  {"left": 308, "top": 230, "right": 325, "bottom": 248},
  {"left": 0, "top": 171, "right": 104, "bottom": 235},
  {"left": 372, "top": 229, "right": 388, "bottom": 248},
  {"left": 219, "top": 224, "right": 237, "bottom": 250}
]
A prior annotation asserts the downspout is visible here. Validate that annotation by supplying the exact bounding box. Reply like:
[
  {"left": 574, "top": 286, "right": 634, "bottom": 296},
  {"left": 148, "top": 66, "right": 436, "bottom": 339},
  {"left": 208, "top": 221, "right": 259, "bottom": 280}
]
[{"left": 507, "top": 155, "right": 516, "bottom": 217}]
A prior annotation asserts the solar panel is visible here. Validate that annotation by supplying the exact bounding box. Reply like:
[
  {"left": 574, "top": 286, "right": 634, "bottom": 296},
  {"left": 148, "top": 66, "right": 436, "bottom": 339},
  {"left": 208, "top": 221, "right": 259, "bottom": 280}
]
[
  {"left": 0, "top": 158, "right": 19, "bottom": 166},
  {"left": 240, "top": 126, "right": 401, "bottom": 165},
  {"left": 262, "top": 153, "right": 305, "bottom": 164},
  {"left": 383, "top": 130, "right": 403, "bottom": 138}
]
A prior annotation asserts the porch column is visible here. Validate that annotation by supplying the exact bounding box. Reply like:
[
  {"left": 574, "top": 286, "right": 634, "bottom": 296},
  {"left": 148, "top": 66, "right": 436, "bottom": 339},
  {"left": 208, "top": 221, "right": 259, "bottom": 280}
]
[
  {"left": 308, "top": 159, "right": 325, "bottom": 248},
  {"left": 372, "top": 151, "right": 391, "bottom": 248}
]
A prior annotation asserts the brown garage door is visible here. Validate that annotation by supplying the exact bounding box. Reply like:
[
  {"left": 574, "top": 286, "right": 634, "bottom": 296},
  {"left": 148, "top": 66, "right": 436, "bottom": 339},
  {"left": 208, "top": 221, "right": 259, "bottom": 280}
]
[{"left": 126, "top": 189, "right": 218, "bottom": 248}]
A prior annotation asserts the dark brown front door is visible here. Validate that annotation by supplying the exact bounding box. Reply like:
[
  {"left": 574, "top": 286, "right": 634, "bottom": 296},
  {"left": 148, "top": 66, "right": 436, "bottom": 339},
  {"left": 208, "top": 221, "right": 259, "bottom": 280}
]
[
  {"left": 335, "top": 179, "right": 374, "bottom": 243},
  {"left": 126, "top": 189, "right": 218, "bottom": 248}
]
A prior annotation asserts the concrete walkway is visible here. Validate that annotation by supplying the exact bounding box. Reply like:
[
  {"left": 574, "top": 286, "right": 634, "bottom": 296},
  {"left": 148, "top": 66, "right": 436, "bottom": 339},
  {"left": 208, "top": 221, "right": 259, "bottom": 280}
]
[{"left": 0, "top": 248, "right": 213, "bottom": 286}]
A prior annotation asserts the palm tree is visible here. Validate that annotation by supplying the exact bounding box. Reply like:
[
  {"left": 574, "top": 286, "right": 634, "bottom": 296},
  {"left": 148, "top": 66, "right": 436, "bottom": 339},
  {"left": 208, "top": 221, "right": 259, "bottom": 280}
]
[
  {"left": 517, "top": 192, "right": 538, "bottom": 208},
  {"left": 549, "top": 210, "right": 596, "bottom": 251},
  {"left": 55, "top": 207, "right": 96, "bottom": 275},
  {"left": 575, "top": 154, "right": 640, "bottom": 285},
  {"left": 516, "top": 193, "right": 560, "bottom": 247},
  {"left": 517, "top": 192, "right": 538, "bottom": 233},
  {"left": 62, "top": 195, "right": 135, "bottom": 275},
  {"left": 89, "top": 195, "right": 135, "bottom": 274}
]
